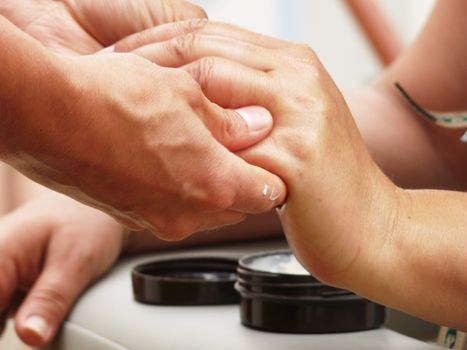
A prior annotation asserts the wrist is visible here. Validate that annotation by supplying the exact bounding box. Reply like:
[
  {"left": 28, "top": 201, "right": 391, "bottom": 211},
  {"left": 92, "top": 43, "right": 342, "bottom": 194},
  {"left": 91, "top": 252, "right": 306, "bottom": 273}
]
[
  {"left": 0, "top": 19, "right": 70, "bottom": 159},
  {"left": 339, "top": 173, "right": 407, "bottom": 295}
]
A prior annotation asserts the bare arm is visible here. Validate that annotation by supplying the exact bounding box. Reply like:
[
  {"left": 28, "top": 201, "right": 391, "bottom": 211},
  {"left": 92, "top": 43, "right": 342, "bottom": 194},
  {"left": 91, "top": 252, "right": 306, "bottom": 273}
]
[
  {"left": 112, "top": 1, "right": 467, "bottom": 252},
  {"left": 348, "top": 0, "right": 467, "bottom": 190},
  {"left": 0, "top": 16, "right": 65, "bottom": 157},
  {"left": 123, "top": 12, "right": 467, "bottom": 329}
]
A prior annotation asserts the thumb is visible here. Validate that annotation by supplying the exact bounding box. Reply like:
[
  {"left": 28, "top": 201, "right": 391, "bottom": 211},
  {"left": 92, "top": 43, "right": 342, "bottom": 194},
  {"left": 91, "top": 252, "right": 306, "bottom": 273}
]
[
  {"left": 14, "top": 265, "right": 93, "bottom": 347},
  {"left": 205, "top": 104, "right": 274, "bottom": 152}
]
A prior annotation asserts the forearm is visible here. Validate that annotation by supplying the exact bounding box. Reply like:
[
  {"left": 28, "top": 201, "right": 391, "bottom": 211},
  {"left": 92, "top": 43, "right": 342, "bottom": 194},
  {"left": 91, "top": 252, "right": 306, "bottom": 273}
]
[
  {"left": 124, "top": 212, "right": 284, "bottom": 254},
  {"left": 345, "top": 0, "right": 467, "bottom": 191},
  {"left": 0, "top": 16, "right": 65, "bottom": 157},
  {"left": 346, "top": 87, "right": 464, "bottom": 190},
  {"left": 356, "top": 189, "right": 467, "bottom": 330}
]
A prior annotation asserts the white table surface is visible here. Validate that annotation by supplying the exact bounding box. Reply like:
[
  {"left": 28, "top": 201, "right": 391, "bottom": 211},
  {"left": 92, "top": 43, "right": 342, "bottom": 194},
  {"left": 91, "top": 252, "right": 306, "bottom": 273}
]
[{"left": 46, "top": 240, "right": 444, "bottom": 350}]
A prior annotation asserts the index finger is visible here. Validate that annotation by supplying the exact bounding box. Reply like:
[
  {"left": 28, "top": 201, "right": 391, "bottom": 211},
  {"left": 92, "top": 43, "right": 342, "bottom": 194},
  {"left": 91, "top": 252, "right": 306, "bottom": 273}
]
[{"left": 113, "top": 19, "right": 289, "bottom": 53}]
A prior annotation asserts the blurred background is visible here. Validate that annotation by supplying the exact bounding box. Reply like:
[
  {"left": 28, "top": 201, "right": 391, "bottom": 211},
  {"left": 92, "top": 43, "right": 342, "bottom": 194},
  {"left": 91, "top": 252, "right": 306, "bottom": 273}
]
[{"left": 1, "top": 0, "right": 437, "bottom": 348}]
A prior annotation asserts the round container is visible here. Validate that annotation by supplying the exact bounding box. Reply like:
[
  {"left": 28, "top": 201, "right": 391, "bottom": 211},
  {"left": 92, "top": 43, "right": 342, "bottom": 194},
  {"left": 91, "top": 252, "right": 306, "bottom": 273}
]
[
  {"left": 236, "top": 250, "right": 386, "bottom": 333},
  {"left": 132, "top": 256, "right": 239, "bottom": 306}
]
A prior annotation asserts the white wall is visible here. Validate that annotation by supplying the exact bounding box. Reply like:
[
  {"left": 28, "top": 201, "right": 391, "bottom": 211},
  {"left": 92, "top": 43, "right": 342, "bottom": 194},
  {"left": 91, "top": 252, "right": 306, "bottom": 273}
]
[{"left": 191, "top": 0, "right": 436, "bottom": 89}]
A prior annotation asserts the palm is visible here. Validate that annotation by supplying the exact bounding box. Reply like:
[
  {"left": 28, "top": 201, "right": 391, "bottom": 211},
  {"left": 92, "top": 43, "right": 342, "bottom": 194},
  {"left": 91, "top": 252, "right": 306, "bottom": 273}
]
[{"left": 0, "top": 0, "right": 201, "bottom": 55}]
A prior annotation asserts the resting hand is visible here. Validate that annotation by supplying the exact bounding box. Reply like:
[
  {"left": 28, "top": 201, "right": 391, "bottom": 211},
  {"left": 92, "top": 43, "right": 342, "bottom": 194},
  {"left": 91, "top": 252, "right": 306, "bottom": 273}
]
[{"left": 0, "top": 193, "right": 124, "bottom": 347}]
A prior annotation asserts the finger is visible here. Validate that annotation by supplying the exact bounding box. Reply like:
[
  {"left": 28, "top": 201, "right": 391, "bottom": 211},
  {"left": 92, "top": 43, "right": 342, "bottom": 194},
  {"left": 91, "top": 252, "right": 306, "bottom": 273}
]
[
  {"left": 186, "top": 58, "right": 278, "bottom": 151},
  {"left": 14, "top": 259, "right": 97, "bottom": 346},
  {"left": 0, "top": 219, "right": 23, "bottom": 316},
  {"left": 142, "top": 210, "right": 247, "bottom": 241},
  {"left": 114, "top": 19, "right": 287, "bottom": 53},
  {"left": 64, "top": 0, "right": 207, "bottom": 46},
  {"left": 220, "top": 150, "right": 287, "bottom": 214},
  {"left": 184, "top": 57, "right": 276, "bottom": 108},
  {"left": 131, "top": 33, "right": 277, "bottom": 71},
  {"left": 200, "top": 104, "right": 273, "bottom": 152}
]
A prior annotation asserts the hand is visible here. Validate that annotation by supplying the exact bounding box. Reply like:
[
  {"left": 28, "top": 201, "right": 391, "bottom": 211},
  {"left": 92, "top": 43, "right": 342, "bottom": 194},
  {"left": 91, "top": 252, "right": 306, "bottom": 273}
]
[
  {"left": 114, "top": 20, "right": 399, "bottom": 285},
  {"left": 0, "top": 0, "right": 206, "bottom": 55},
  {"left": 0, "top": 193, "right": 124, "bottom": 347},
  {"left": 8, "top": 48, "right": 285, "bottom": 238}
]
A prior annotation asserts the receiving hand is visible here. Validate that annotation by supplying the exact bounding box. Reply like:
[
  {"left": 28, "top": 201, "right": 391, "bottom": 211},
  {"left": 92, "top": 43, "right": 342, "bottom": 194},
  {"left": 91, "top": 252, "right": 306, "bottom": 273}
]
[
  {"left": 0, "top": 193, "right": 124, "bottom": 347},
  {"left": 0, "top": 0, "right": 206, "bottom": 55},
  {"left": 115, "top": 20, "right": 398, "bottom": 285}
]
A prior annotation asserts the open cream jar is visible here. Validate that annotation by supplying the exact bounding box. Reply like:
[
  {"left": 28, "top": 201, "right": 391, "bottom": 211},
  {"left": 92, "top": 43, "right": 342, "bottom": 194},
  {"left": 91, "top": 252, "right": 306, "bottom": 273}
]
[{"left": 236, "top": 250, "right": 386, "bottom": 333}]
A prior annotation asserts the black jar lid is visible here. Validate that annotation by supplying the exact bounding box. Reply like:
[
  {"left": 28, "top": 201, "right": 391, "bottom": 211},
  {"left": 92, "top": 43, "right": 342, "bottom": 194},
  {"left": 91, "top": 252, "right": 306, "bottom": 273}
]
[
  {"left": 132, "top": 256, "right": 240, "bottom": 306},
  {"left": 236, "top": 250, "right": 386, "bottom": 333}
]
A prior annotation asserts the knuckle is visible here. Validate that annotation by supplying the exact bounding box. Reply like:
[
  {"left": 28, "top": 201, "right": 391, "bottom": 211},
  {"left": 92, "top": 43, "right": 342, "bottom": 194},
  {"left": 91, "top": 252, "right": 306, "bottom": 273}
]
[
  {"left": 69, "top": 249, "right": 97, "bottom": 275},
  {"left": 175, "top": 72, "right": 205, "bottom": 105},
  {"left": 210, "top": 189, "right": 236, "bottom": 212},
  {"left": 180, "top": 169, "right": 236, "bottom": 212},
  {"left": 203, "top": 173, "right": 237, "bottom": 211},
  {"left": 179, "top": 18, "right": 208, "bottom": 33},
  {"left": 221, "top": 108, "right": 248, "bottom": 141},
  {"left": 189, "top": 57, "right": 216, "bottom": 91},
  {"left": 29, "top": 287, "right": 69, "bottom": 319},
  {"left": 284, "top": 43, "right": 321, "bottom": 72},
  {"left": 170, "top": 33, "right": 197, "bottom": 60}
]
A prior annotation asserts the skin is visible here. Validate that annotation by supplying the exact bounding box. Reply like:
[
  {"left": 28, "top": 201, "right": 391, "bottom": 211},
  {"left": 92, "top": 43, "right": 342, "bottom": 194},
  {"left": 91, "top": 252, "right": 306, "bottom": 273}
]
[
  {"left": 113, "top": 0, "right": 466, "bottom": 330},
  {"left": 0, "top": 193, "right": 124, "bottom": 346},
  {"left": 0, "top": 2, "right": 286, "bottom": 237},
  {"left": 0, "top": 2, "right": 285, "bottom": 346},
  {"left": 0, "top": 0, "right": 208, "bottom": 55},
  {"left": 0, "top": 193, "right": 282, "bottom": 348},
  {"left": 1, "top": 0, "right": 466, "bottom": 346}
]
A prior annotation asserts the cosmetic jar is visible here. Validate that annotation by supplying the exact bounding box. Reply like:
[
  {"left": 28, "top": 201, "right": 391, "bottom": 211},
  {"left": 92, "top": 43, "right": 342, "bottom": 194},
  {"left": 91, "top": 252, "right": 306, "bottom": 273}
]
[
  {"left": 132, "top": 256, "right": 239, "bottom": 305},
  {"left": 236, "top": 250, "right": 386, "bottom": 333}
]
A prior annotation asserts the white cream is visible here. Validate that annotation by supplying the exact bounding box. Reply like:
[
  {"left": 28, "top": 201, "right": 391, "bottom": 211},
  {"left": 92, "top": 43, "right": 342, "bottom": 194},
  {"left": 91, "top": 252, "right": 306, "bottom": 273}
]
[{"left": 248, "top": 253, "right": 310, "bottom": 275}]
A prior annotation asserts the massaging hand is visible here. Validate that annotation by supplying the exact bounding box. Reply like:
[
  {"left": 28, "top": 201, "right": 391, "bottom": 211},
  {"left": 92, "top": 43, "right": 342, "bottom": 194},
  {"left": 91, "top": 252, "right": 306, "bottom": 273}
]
[
  {"left": 114, "top": 20, "right": 398, "bottom": 284},
  {"left": 11, "top": 47, "right": 285, "bottom": 237},
  {"left": 0, "top": 5, "right": 286, "bottom": 237},
  {"left": 0, "top": 193, "right": 124, "bottom": 347},
  {"left": 0, "top": 0, "right": 207, "bottom": 55}
]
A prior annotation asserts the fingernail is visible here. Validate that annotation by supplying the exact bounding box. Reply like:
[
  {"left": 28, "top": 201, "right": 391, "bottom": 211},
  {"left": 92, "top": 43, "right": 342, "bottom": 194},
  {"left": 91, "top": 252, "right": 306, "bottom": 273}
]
[
  {"left": 263, "top": 184, "right": 281, "bottom": 202},
  {"left": 24, "top": 316, "right": 49, "bottom": 342},
  {"left": 269, "top": 186, "right": 281, "bottom": 201},
  {"left": 262, "top": 184, "right": 270, "bottom": 196},
  {"left": 100, "top": 45, "right": 115, "bottom": 54},
  {"left": 236, "top": 106, "right": 273, "bottom": 132}
]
